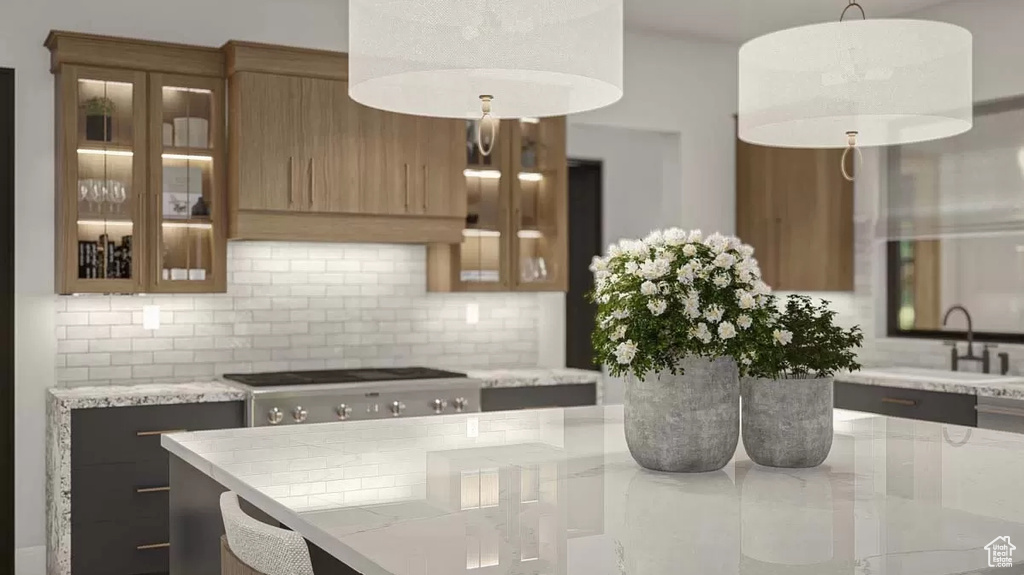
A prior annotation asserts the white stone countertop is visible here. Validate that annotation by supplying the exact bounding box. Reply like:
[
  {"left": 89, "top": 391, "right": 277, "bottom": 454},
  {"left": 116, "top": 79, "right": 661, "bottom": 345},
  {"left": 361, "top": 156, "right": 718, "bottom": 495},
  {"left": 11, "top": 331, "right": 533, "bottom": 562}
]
[
  {"left": 163, "top": 405, "right": 1024, "bottom": 575},
  {"left": 466, "top": 367, "right": 602, "bottom": 388},
  {"left": 48, "top": 380, "right": 247, "bottom": 409},
  {"left": 836, "top": 367, "right": 1024, "bottom": 399}
]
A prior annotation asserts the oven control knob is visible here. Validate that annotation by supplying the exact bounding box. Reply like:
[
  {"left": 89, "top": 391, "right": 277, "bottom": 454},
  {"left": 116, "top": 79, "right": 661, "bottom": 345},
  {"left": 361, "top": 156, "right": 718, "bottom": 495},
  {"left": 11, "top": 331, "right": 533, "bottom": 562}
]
[
  {"left": 292, "top": 406, "right": 308, "bottom": 423},
  {"left": 336, "top": 404, "right": 353, "bottom": 420},
  {"left": 453, "top": 397, "right": 469, "bottom": 412},
  {"left": 267, "top": 408, "right": 284, "bottom": 425},
  {"left": 431, "top": 398, "right": 447, "bottom": 414},
  {"left": 389, "top": 401, "right": 406, "bottom": 416}
]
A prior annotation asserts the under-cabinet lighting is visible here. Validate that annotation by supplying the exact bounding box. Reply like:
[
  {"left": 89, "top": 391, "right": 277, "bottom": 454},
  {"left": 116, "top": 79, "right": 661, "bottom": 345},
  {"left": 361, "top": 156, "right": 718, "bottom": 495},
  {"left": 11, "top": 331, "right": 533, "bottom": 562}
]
[
  {"left": 517, "top": 230, "right": 544, "bottom": 239},
  {"left": 518, "top": 172, "right": 543, "bottom": 182},
  {"left": 162, "top": 153, "right": 213, "bottom": 161},
  {"left": 463, "top": 169, "right": 502, "bottom": 179},
  {"left": 520, "top": 117, "right": 541, "bottom": 124},
  {"left": 163, "top": 222, "right": 213, "bottom": 230},
  {"left": 462, "top": 229, "right": 502, "bottom": 238},
  {"left": 77, "top": 220, "right": 133, "bottom": 226},
  {"left": 163, "top": 86, "right": 213, "bottom": 94},
  {"left": 78, "top": 79, "right": 133, "bottom": 88},
  {"left": 77, "top": 148, "right": 133, "bottom": 157}
]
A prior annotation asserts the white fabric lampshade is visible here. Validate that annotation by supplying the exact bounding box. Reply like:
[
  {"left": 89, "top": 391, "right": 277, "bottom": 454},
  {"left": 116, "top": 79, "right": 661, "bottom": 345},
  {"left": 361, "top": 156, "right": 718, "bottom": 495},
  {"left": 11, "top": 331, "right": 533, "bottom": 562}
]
[
  {"left": 739, "top": 19, "right": 973, "bottom": 148},
  {"left": 348, "top": 0, "right": 624, "bottom": 119}
]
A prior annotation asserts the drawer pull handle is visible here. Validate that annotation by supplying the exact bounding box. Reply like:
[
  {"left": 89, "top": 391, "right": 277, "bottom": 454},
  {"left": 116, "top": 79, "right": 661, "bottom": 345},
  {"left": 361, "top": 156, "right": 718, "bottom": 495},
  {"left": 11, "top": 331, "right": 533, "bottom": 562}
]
[
  {"left": 137, "top": 543, "right": 170, "bottom": 551},
  {"left": 976, "top": 405, "right": 1024, "bottom": 418},
  {"left": 881, "top": 397, "right": 916, "bottom": 407},
  {"left": 136, "top": 486, "right": 170, "bottom": 494},
  {"left": 136, "top": 429, "right": 186, "bottom": 437}
]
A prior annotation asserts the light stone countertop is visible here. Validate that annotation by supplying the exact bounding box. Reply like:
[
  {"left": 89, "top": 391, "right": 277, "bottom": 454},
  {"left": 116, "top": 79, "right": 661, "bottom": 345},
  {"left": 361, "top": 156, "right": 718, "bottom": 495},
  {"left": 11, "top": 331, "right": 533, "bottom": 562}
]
[
  {"left": 836, "top": 367, "right": 1024, "bottom": 399},
  {"left": 163, "top": 405, "right": 1024, "bottom": 575},
  {"left": 46, "top": 381, "right": 246, "bottom": 575}
]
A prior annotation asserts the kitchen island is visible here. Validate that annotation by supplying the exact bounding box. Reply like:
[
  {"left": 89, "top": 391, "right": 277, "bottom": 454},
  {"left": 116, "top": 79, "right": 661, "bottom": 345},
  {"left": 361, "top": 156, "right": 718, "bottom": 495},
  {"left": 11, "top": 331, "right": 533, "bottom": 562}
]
[{"left": 163, "top": 406, "right": 1024, "bottom": 575}]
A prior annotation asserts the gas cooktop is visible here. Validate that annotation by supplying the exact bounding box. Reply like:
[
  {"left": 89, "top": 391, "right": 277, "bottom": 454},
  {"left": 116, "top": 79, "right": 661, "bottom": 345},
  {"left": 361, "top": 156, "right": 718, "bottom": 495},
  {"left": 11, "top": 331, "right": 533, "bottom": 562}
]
[{"left": 222, "top": 367, "right": 467, "bottom": 388}]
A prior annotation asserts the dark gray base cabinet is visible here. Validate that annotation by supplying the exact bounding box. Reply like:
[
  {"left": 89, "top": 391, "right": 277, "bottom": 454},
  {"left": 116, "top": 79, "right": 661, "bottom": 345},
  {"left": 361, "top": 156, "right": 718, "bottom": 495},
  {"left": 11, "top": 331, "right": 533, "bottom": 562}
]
[
  {"left": 481, "top": 383, "right": 597, "bottom": 412},
  {"left": 834, "top": 381, "right": 977, "bottom": 427},
  {"left": 71, "top": 401, "right": 243, "bottom": 575}
]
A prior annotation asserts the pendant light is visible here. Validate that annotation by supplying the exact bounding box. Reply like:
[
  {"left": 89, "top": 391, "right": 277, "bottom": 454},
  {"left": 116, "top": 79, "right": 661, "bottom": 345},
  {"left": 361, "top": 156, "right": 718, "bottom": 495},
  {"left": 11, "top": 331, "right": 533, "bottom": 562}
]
[
  {"left": 738, "top": 0, "right": 973, "bottom": 180},
  {"left": 348, "top": 0, "right": 624, "bottom": 156}
]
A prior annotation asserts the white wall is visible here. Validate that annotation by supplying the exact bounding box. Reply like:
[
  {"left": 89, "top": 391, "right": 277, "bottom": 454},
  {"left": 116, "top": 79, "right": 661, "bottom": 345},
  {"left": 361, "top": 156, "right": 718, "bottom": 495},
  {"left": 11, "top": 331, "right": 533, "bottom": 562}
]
[{"left": 3, "top": 1, "right": 744, "bottom": 563}]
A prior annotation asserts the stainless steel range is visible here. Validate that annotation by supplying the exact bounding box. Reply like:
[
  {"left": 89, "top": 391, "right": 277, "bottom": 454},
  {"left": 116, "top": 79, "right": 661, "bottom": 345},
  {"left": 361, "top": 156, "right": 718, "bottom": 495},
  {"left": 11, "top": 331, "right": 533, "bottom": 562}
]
[{"left": 222, "top": 367, "right": 482, "bottom": 427}]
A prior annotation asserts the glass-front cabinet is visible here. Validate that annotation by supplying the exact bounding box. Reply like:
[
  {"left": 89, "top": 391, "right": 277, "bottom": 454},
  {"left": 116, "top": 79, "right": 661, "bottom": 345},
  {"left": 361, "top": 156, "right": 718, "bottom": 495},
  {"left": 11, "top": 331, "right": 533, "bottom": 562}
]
[
  {"left": 49, "top": 32, "right": 226, "bottom": 294},
  {"left": 428, "top": 117, "right": 567, "bottom": 293}
]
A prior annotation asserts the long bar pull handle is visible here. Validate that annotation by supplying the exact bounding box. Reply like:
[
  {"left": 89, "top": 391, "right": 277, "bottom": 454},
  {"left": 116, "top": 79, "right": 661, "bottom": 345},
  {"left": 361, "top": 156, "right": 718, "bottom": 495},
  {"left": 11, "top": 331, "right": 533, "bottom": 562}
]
[
  {"left": 404, "top": 163, "right": 410, "bottom": 211},
  {"left": 309, "top": 157, "right": 315, "bottom": 208},
  {"left": 136, "top": 429, "right": 186, "bottom": 437},
  {"left": 288, "top": 156, "right": 295, "bottom": 209},
  {"left": 881, "top": 397, "right": 916, "bottom": 407},
  {"left": 136, "top": 486, "right": 171, "bottom": 493},
  {"left": 976, "top": 405, "right": 1024, "bottom": 418},
  {"left": 137, "top": 543, "right": 170, "bottom": 551},
  {"left": 423, "top": 165, "right": 429, "bottom": 212}
]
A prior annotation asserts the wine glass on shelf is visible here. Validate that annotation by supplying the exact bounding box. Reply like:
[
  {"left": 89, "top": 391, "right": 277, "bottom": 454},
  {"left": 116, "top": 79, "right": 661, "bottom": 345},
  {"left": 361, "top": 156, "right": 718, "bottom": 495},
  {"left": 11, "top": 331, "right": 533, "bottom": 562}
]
[
  {"left": 86, "top": 180, "right": 103, "bottom": 214},
  {"left": 108, "top": 181, "right": 127, "bottom": 217}
]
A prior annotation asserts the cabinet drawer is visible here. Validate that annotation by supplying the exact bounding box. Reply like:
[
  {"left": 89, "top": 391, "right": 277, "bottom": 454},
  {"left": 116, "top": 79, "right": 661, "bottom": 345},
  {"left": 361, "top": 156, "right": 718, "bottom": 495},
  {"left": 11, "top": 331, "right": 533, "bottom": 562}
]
[
  {"left": 71, "top": 515, "right": 169, "bottom": 575},
  {"left": 834, "top": 381, "right": 977, "bottom": 427},
  {"left": 976, "top": 397, "right": 1024, "bottom": 434},
  {"left": 71, "top": 401, "right": 243, "bottom": 466},
  {"left": 72, "top": 459, "right": 170, "bottom": 524},
  {"left": 481, "top": 383, "right": 597, "bottom": 412}
]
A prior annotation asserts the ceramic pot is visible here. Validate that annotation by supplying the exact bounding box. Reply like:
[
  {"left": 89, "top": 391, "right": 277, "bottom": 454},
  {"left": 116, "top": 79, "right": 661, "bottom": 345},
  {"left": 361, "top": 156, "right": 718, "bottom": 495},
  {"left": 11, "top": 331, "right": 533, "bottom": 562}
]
[
  {"left": 625, "top": 356, "right": 739, "bottom": 472},
  {"left": 741, "top": 376, "right": 833, "bottom": 468}
]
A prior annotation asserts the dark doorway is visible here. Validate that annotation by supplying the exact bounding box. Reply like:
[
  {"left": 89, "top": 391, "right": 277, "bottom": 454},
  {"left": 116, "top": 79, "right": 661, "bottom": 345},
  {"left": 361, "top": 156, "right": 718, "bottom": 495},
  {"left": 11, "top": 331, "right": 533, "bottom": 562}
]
[
  {"left": 1, "top": 67, "right": 14, "bottom": 574},
  {"left": 566, "top": 160, "right": 602, "bottom": 370}
]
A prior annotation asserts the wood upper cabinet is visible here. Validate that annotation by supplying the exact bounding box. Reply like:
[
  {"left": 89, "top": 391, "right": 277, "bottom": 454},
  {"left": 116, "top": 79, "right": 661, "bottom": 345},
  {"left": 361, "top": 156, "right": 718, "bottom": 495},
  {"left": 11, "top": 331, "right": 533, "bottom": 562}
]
[
  {"left": 736, "top": 137, "right": 854, "bottom": 292},
  {"left": 225, "top": 41, "right": 465, "bottom": 244},
  {"left": 47, "top": 31, "right": 227, "bottom": 295}
]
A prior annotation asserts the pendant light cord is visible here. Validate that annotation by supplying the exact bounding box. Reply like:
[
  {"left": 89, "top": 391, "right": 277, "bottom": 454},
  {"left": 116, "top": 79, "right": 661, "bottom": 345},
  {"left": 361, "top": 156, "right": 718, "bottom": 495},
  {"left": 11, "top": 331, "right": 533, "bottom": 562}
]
[
  {"left": 476, "top": 95, "right": 496, "bottom": 157},
  {"left": 840, "top": 0, "right": 866, "bottom": 22}
]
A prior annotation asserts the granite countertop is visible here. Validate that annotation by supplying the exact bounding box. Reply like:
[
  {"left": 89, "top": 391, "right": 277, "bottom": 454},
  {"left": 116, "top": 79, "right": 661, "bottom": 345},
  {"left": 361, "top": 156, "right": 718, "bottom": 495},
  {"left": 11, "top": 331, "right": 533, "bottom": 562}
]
[
  {"left": 48, "top": 381, "right": 247, "bottom": 409},
  {"left": 465, "top": 367, "right": 602, "bottom": 388},
  {"left": 163, "top": 405, "right": 1024, "bottom": 575},
  {"left": 836, "top": 367, "right": 1024, "bottom": 399}
]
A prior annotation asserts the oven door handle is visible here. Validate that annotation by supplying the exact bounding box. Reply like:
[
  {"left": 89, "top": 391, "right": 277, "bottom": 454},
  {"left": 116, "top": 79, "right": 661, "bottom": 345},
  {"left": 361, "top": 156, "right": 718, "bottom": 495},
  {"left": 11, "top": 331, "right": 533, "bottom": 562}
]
[{"left": 976, "top": 404, "right": 1024, "bottom": 418}]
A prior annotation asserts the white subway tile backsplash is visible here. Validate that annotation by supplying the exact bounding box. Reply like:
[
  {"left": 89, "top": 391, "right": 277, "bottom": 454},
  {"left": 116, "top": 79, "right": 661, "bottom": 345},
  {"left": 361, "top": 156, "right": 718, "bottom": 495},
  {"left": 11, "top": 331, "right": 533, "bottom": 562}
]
[{"left": 54, "top": 242, "right": 542, "bottom": 384}]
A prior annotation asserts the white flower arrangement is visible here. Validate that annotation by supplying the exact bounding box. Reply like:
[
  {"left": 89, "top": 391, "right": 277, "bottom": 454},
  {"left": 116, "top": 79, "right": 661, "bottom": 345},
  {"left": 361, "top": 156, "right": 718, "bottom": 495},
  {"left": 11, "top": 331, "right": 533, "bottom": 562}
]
[{"left": 589, "top": 228, "right": 774, "bottom": 377}]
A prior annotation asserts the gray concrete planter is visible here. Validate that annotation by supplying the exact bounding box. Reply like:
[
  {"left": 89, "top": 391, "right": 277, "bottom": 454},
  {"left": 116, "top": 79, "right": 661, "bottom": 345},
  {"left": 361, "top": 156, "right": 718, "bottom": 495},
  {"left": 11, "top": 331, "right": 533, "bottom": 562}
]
[
  {"left": 625, "top": 356, "right": 739, "bottom": 473},
  {"left": 741, "top": 376, "right": 833, "bottom": 468}
]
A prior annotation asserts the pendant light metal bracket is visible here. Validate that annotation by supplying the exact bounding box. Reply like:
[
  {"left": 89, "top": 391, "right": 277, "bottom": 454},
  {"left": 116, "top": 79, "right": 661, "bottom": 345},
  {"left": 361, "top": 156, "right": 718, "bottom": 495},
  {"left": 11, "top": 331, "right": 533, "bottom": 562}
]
[
  {"left": 476, "top": 95, "right": 496, "bottom": 157},
  {"left": 841, "top": 130, "right": 862, "bottom": 182}
]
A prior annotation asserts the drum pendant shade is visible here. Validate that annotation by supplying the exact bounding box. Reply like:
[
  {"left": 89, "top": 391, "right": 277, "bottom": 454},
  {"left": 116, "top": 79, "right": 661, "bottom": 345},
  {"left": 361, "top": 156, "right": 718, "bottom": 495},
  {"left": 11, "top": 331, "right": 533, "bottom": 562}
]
[
  {"left": 348, "top": 0, "right": 624, "bottom": 119},
  {"left": 738, "top": 18, "right": 973, "bottom": 148}
]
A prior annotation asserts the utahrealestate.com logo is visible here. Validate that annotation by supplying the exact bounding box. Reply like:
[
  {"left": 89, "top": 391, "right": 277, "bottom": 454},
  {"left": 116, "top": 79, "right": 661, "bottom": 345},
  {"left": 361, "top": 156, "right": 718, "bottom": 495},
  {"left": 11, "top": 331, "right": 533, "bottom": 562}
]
[{"left": 985, "top": 536, "right": 1016, "bottom": 568}]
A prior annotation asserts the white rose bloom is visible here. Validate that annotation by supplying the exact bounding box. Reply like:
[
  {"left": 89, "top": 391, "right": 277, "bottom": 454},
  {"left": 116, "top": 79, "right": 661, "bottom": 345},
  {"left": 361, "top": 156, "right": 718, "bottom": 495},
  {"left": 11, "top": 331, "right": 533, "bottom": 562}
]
[
  {"left": 610, "top": 325, "right": 627, "bottom": 341},
  {"left": 612, "top": 308, "right": 631, "bottom": 320},
  {"left": 640, "top": 281, "right": 659, "bottom": 296},
  {"left": 589, "top": 256, "right": 608, "bottom": 273},
  {"left": 718, "top": 321, "right": 736, "bottom": 340},
  {"left": 624, "top": 240, "right": 647, "bottom": 258},
  {"left": 676, "top": 262, "right": 695, "bottom": 285},
  {"left": 737, "top": 244, "right": 755, "bottom": 258},
  {"left": 664, "top": 228, "right": 687, "bottom": 246},
  {"left": 704, "top": 305, "right": 724, "bottom": 323},
  {"left": 682, "top": 244, "right": 698, "bottom": 257},
  {"left": 639, "top": 258, "right": 670, "bottom": 280},
  {"left": 608, "top": 244, "right": 622, "bottom": 258},
  {"left": 691, "top": 322, "right": 713, "bottom": 344},
  {"left": 737, "top": 314, "right": 752, "bottom": 329},
  {"left": 625, "top": 260, "right": 640, "bottom": 276},
  {"left": 713, "top": 252, "right": 737, "bottom": 269},
  {"left": 704, "top": 232, "right": 728, "bottom": 254},
  {"left": 644, "top": 230, "right": 665, "bottom": 247},
  {"left": 773, "top": 329, "right": 794, "bottom": 346},
  {"left": 738, "top": 292, "right": 756, "bottom": 310},
  {"left": 737, "top": 270, "right": 752, "bottom": 284},
  {"left": 687, "top": 229, "right": 703, "bottom": 243},
  {"left": 647, "top": 299, "right": 668, "bottom": 316},
  {"left": 615, "top": 340, "right": 638, "bottom": 365},
  {"left": 752, "top": 280, "right": 772, "bottom": 296},
  {"left": 713, "top": 273, "right": 731, "bottom": 288},
  {"left": 725, "top": 236, "right": 742, "bottom": 251}
]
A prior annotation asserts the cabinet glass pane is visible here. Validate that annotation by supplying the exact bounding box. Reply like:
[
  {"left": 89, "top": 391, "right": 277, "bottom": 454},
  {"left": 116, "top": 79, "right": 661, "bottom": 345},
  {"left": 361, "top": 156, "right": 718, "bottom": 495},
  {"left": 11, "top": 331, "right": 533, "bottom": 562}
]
[
  {"left": 461, "top": 120, "right": 503, "bottom": 284},
  {"left": 158, "top": 84, "right": 215, "bottom": 283},
  {"left": 75, "top": 78, "right": 136, "bottom": 280},
  {"left": 516, "top": 120, "right": 559, "bottom": 284}
]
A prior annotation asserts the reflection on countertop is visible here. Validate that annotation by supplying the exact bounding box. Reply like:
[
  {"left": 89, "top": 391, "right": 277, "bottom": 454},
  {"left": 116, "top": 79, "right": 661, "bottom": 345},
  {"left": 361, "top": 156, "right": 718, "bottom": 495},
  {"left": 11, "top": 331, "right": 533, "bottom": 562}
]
[{"left": 164, "top": 405, "right": 1024, "bottom": 575}]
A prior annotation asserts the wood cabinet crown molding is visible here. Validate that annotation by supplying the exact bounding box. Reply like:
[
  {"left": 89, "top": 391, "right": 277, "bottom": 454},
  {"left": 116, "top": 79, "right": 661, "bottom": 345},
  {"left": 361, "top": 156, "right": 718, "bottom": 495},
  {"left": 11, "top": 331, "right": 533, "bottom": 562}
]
[
  {"left": 222, "top": 41, "right": 348, "bottom": 81},
  {"left": 45, "top": 31, "right": 224, "bottom": 77}
]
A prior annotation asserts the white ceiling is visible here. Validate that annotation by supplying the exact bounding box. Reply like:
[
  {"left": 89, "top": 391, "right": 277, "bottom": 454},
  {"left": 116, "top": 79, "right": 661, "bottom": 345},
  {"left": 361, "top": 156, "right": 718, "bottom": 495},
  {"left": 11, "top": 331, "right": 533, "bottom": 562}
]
[{"left": 624, "top": 0, "right": 956, "bottom": 42}]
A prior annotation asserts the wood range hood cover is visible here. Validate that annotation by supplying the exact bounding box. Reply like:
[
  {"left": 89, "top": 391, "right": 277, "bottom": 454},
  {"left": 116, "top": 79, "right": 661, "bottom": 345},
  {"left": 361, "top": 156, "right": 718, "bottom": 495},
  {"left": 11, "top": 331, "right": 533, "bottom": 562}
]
[{"left": 223, "top": 41, "right": 467, "bottom": 245}]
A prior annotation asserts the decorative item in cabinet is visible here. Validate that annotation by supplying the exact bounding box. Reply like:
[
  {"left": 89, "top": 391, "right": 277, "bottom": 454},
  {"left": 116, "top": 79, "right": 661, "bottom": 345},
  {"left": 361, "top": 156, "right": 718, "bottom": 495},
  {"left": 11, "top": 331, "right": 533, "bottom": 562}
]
[
  {"left": 428, "top": 118, "right": 567, "bottom": 293},
  {"left": 148, "top": 74, "right": 226, "bottom": 292},
  {"left": 47, "top": 31, "right": 226, "bottom": 294}
]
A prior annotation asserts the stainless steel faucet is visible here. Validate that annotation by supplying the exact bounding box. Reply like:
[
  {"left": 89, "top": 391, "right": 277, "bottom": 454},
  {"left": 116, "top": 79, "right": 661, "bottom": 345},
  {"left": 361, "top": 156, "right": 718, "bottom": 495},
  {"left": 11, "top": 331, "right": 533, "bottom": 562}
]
[{"left": 942, "top": 305, "right": 1010, "bottom": 374}]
